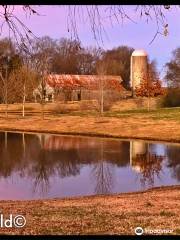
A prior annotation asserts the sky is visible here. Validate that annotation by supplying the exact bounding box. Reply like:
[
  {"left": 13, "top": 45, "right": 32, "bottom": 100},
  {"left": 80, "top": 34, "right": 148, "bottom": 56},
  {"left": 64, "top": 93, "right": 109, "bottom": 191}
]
[{"left": 1, "top": 5, "right": 180, "bottom": 81}]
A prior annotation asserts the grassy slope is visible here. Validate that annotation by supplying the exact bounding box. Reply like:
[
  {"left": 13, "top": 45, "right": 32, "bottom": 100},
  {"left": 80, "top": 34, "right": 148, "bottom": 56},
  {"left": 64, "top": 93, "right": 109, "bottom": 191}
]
[
  {"left": 0, "top": 107, "right": 180, "bottom": 142},
  {"left": 0, "top": 186, "right": 179, "bottom": 235}
]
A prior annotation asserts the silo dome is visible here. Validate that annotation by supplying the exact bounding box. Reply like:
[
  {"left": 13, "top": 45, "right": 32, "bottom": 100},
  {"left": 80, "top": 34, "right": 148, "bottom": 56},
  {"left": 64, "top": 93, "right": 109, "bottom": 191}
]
[{"left": 132, "top": 49, "right": 147, "bottom": 57}]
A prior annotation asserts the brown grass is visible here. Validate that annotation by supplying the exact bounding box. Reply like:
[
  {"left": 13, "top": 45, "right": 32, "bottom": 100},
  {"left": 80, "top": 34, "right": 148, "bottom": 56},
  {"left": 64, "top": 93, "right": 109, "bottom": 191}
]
[
  {"left": 0, "top": 186, "right": 179, "bottom": 235},
  {"left": 111, "top": 97, "right": 160, "bottom": 111},
  {"left": 0, "top": 111, "right": 180, "bottom": 143},
  {"left": 0, "top": 97, "right": 160, "bottom": 113}
]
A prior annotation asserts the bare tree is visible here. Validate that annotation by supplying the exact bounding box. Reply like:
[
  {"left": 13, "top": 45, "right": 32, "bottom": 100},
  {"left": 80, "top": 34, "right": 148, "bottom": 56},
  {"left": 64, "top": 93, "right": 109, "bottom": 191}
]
[
  {"left": 6, "top": 66, "right": 38, "bottom": 116},
  {"left": 0, "top": 5, "right": 175, "bottom": 46},
  {"left": 0, "top": 60, "right": 9, "bottom": 118},
  {"left": 0, "top": 49, "right": 11, "bottom": 118},
  {"left": 96, "top": 62, "right": 107, "bottom": 115},
  {"left": 24, "top": 37, "right": 55, "bottom": 119},
  {"left": 0, "top": 5, "right": 39, "bottom": 48},
  {"left": 96, "top": 60, "right": 123, "bottom": 114},
  {"left": 165, "top": 47, "right": 180, "bottom": 88},
  {"left": 66, "top": 5, "right": 172, "bottom": 44},
  {"left": 101, "top": 46, "right": 134, "bottom": 89}
]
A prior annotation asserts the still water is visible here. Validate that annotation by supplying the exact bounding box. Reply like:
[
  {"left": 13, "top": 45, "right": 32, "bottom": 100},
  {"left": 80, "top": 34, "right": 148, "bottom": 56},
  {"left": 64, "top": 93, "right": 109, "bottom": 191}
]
[{"left": 0, "top": 131, "right": 179, "bottom": 200}]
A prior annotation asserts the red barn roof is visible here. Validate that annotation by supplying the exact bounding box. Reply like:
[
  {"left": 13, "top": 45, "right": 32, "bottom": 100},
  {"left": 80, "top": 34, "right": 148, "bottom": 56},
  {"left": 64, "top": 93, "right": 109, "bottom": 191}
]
[{"left": 46, "top": 74, "right": 124, "bottom": 91}]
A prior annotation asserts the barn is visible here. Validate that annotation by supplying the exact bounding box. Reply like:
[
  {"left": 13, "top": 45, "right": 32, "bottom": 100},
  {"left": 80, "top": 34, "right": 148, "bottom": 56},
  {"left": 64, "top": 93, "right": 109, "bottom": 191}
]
[{"left": 33, "top": 74, "right": 125, "bottom": 102}]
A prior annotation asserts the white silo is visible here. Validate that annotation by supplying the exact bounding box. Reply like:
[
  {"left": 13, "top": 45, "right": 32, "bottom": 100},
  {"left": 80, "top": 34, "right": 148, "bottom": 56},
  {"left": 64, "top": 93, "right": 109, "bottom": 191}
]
[{"left": 130, "top": 49, "right": 148, "bottom": 97}]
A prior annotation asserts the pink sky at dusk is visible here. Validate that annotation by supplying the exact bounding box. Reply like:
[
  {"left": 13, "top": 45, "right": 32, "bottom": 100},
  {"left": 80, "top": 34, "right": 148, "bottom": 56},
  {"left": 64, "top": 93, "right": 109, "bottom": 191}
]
[{"left": 1, "top": 5, "right": 180, "bottom": 80}]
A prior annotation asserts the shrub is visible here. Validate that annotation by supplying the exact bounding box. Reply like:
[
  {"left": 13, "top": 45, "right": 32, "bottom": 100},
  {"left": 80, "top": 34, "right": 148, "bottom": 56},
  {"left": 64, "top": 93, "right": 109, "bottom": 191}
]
[
  {"left": 97, "top": 90, "right": 121, "bottom": 112},
  {"left": 160, "top": 88, "right": 180, "bottom": 107},
  {"left": 79, "top": 91, "right": 120, "bottom": 112},
  {"left": 80, "top": 100, "right": 99, "bottom": 111},
  {"left": 135, "top": 79, "right": 165, "bottom": 97},
  {"left": 52, "top": 104, "right": 71, "bottom": 114}
]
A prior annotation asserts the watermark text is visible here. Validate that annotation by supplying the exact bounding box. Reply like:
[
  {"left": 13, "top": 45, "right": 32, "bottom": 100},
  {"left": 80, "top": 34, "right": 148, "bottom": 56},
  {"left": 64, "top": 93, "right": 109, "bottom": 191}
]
[
  {"left": 0, "top": 214, "right": 26, "bottom": 228},
  {"left": 135, "top": 226, "right": 173, "bottom": 235}
]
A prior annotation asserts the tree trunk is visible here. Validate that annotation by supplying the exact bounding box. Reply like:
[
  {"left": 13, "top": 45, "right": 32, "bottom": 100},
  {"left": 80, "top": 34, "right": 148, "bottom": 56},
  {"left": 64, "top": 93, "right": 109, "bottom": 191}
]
[
  {"left": 5, "top": 66, "right": 8, "bottom": 119},
  {"left": 147, "top": 72, "right": 150, "bottom": 112},
  {"left": 22, "top": 82, "right": 26, "bottom": 117},
  {"left": 41, "top": 100, "right": 45, "bottom": 120},
  {"left": 22, "top": 132, "right": 26, "bottom": 157},
  {"left": 100, "top": 76, "right": 104, "bottom": 116},
  {"left": 100, "top": 88, "right": 104, "bottom": 115},
  {"left": 5, "top": 131, "right": 7, "bottom": 149},
  {"left": 41, "top": 77, "right": 46, "bottom": 120},
  {"left": 147, "top": 95, "right": 150, "bottom": 111}
]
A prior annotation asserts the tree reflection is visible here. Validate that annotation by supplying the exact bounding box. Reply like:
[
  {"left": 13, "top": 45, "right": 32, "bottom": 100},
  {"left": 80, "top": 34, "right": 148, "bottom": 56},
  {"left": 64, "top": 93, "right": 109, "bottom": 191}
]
[
  {"left": 90, "top": 140, "right": 115, "bottom": 194},
  {"left": 166, "top": 145, "right": 180, "bottom": 181},
  {"left": 24, "top": 134, "right": 81, "bottom": 194},
  {"left": 1, "top": 132, "right": 176, "bottom": 197},
  {"left": 0, "top": 132, "right": 130, "bottom": 196},
  {"left": 0, "top": 132, "right": 25, "bottom": 178},
  {"left": 130, "top": 141, "right": 165, "bottom": 188},
  {"left": 92, "top": 162, "right": 114, "bottom": 194}
]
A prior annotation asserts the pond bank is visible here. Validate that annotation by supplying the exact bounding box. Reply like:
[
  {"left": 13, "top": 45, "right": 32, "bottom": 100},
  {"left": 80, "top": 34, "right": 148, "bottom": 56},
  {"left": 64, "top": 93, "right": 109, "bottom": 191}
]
[
  {"left": 0, "top": 185, "right": 179, "bottom": 235},
  {"left": 0, "top": 115, "right": 180, "bottom": 143}
]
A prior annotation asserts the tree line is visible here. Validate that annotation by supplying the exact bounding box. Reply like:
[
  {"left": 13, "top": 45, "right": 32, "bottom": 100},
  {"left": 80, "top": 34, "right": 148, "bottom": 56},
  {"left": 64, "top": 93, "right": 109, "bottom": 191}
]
[{"left": 0, "top": 35, "right": 178, "bottom": 110}]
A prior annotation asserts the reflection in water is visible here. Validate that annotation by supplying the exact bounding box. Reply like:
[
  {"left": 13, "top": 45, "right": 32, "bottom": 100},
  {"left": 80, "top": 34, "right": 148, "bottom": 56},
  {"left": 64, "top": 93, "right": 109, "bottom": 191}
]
[
  {"left": 92, "top": 162, "right": 114, "bottom": 195},
  {"left": 0, "top": 132, "right": 179, "bottom": 199},
  {"left": 90, "top": 140, "right": 115, "bottom": 194},
  {"left": 25, "top": 134, "right": 82, "bottom": 194},
  {"left": 166, "top": 145, "right": 180, "bottom": 181},
  {"left": 130, "top": 141, "right": 165, "bottom": 188}
]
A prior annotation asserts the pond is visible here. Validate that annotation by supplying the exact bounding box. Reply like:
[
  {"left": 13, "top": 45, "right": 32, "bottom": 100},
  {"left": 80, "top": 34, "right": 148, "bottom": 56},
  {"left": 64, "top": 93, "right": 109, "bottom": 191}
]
[{"left": 0, "top": 131, "right": 179, "bottom": 200}]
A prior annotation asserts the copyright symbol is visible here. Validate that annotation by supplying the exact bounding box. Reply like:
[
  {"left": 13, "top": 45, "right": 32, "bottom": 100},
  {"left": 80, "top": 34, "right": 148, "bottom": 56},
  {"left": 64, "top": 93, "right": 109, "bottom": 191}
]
[
  {"left": 14, "top": 215, "right": 26, "bottom": 228},
  {"left": 135, "top": 227, "right": 144, "bottom": 235}
]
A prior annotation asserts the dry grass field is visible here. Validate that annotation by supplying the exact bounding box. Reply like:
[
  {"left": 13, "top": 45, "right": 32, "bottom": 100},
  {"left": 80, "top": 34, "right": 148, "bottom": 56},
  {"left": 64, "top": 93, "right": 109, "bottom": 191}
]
[
  {"left": 111, "top": 97, "right": 160, "bottom": 111},
  {"left": 0, "top": 102, "right": 180, "bottom": 142},
  {"left": 0, "top": 97, "right": 160, "bottom": 113},
  {"left": 0, "top": 186, "right": 179, "bottom": 235}
]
